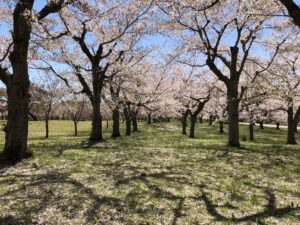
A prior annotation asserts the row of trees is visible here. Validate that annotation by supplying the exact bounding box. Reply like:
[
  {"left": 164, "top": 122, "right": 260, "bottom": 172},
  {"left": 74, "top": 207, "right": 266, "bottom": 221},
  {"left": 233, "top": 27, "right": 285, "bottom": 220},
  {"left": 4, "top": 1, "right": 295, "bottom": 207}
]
[{"left": 0, "top": 0, "right": 300, "bottom": 162}]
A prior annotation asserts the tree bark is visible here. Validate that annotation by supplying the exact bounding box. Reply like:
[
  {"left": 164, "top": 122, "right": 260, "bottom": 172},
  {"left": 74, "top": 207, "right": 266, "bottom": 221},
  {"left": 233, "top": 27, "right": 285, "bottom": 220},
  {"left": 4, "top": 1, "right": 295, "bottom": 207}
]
[
  {"left": 219, "top": 120, "right": 224, "bottom": 134},
  {"left": 199, "top": 116, "right": 203, "bottom": 124},
  {"left": 227, "top": 84, "right": 240, "bottom": 147},
  {"left": 74, "top": 121, "right": 78, "bottom": 136},
  {"left": 259, "top": 120, "right": 264, "bottom": 129},
  {"left": 112, "top": 107, "right": 121, "bottom": 138},
  {"left": 90, "top": 99, "right": 102, "bottom": 141},
  {"left": 124, "top": 107, "right": 131, "bottom": 136},
  {"left": 287, "top": 106, "right": 297, "bottom": 144},
  {"left": 276, "top": 122, "right": 280, "bottom": 130},
  {"left": 45, "top": 117, "right": 49, "bottom": 138},
  {"left": 249, "top": 122, "right": 254, "bottom": 141},
  {"left": 90, "top": 71, "right": 103, "bottom": 141},
  {"left": 189, "top": 116, "right": 196, "bottom": 138},
  {"left": 279, "top": 0, "right": 300, "bottom": 28},
  {"left": 2, "top": 1, "right": 35, "bottom": 161},
  {"left": 209, "top": 114, "right": 213, "bottom": 126},
  {"left": 181, "top": 110, "right": 189, "bottom": 135},
  {"left": 147, "top": 113, "right": 151, "bottom": 125},
  {"left": 132, "top": 116, "right": 138, "bottom": 132}
]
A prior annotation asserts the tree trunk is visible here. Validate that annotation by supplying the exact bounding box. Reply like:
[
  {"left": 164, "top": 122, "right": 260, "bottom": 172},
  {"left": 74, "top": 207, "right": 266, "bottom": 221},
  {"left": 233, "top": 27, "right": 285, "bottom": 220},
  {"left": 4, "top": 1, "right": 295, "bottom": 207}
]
[
  {"left": 132, "top": 115, "right": 138, "bottom": 132},
  {"left": 287, "top": 106, "right": 297, "bottom": 144},
  {"left": 112, "top": 107, "right": 120, "bottom": 138},
  {"left": 182, "top": 112, "right": 188, "bottom": 135},
  {"left": 189, "top": 116, "right": 196, "bottom": 138},
  {"left": 147, "top": 113, "right": 151, "bottom": 125},
  {"left": 74, "top": 121, "right": 78, "bottom": 136},
  {"left": 209, "top": 114, "right": 213, "bottom": 126},
  {"left": 219, "top": 120, "right": 224, "bottom": 134},
  {"left": 276, "top": 122, "right": 280, "bottom": 130},
  {"left": 259, "top": 120, "right": 264, "bottom": 129},
  {"left": 2, "top": 0, "right": 34, "bottom": 162},
  {"left": 45, "top": 117, "right": 49, "bottom": 138},
  {"left": 199, "top": 116, "right": 203, "bottom": 124},
  {"left": 106, "top": 119, "right": 109, "bottom": 129},
  {"left": 90, "top": 70, "right": 103, "bottom": 141},
  {"left": 125, "top": 119, "right": 131, "bottom": 136},
  {"left": 90, "top": 98, "right": 102, "bottom": 141},
  {"left": 227, "top": 86, "right": 240, "bottom": 147},
  {"left": 249, "top": 122, "right": 254, "bottom": 141},
  {"left": 124, "top": 108, "right": 131, "bottom": 136}
]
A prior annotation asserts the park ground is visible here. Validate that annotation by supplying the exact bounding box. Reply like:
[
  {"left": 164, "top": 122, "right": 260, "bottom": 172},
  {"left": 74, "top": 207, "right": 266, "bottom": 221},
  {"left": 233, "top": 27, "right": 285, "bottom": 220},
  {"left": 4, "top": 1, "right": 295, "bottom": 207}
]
[{"left": 0, "top": 120, "right": 299, "bottom": 225}]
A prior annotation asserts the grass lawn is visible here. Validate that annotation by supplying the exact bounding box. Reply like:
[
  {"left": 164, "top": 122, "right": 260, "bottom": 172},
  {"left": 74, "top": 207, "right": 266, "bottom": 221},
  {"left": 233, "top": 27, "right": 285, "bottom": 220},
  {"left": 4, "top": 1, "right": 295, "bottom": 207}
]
[{"left": 0, "top": 120, "right": 299, "bottom": 225}]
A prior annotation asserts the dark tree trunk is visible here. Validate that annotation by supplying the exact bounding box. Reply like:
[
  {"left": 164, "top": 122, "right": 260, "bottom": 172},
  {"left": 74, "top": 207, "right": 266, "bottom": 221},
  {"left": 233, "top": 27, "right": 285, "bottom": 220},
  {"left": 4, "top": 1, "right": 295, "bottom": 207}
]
[
  {"left": 249, "top": 122, "right": 254, "bottom": 141},
  {"left": 182, "top": 111, "right": 188, "bottom": 135},
  {"left": 112, "top": 108, "right": 120, "bottom": 138},
  {"left": 189, "top": 116, "right": 196, "bottom": 138},
  {"left": 132, "top": 116, "right": 138, "bottom": 132},
  {"left": 74, "top": 121, "right": 78, "bottom": 136},
  {"left": 90, "top": 72, "right": 103, "bottom": 141},
  {"left": 90, "top": 98, "right": 102, "bottom": 141},
  {"left": 106, "top": 119, "right": 109, "bottom": 129},
  {"left": 45, "top": 117, "right": 49, "bottom": 138},
  {"left": 2, "top": 0, "right": 34, "bottom": 162},
  {"left": 219, "top": 121, "right": 224, "bottom": 134},
  {"left": 124, "top": 107, "right": 131, "bottom": 136},
  {"left": 209, "top": 114, "right": 213, "bottom": 126},
  {"left": 287, "top": 106, "right": 297, "bottom": 144},
  {"left": 227, "top": 85, "right": 240, "bottom": 147},
  {"left": 29, "top": 112, "right": 38, "bottom": 121},
  {"left": 259, "top": 121, "right": 264, "bottom": 129},
  {"left": 199, "top": 116, "right": 203, "bottom": 124},
  {"left": 125, "top": 119, "right": 131, "bottom": 136},
  {"left": 147, "top": 113, "right": 151, "bottom": 125},
  {"left": 276, "top": 122, "right": 280, "bottom": 130}
]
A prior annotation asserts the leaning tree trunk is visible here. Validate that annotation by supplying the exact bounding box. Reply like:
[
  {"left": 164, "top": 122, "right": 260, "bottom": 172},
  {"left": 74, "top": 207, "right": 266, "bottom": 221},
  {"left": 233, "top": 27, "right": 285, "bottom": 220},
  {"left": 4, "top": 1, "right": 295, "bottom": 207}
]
[
  {"left": 2, "top": 1, "right": 34, "bottom": 161},
  {"left": 227, "top": 85, "right": 240, "bottom": 147},
  {"left": 112, "top": 107, "right": 121, "bottom": 138},
  {"left": 189, "top": 116, "right": 197, "bottom": 138},
  {"left": 219, "top": 120, "right": 224, "bottom": 134},
  {"left": 287, "top": 106, "right": 297, "bottom": 144},
  {"left": 249, "top": 122, "right": 254, "bottom": 141}
]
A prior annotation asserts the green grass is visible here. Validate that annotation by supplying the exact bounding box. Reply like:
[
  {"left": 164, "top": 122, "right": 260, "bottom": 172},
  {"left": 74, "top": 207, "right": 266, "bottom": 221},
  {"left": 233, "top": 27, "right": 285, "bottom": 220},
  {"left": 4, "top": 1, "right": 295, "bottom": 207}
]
[{"left": 0, "top": 120, "right": 299, "bottom": 225}]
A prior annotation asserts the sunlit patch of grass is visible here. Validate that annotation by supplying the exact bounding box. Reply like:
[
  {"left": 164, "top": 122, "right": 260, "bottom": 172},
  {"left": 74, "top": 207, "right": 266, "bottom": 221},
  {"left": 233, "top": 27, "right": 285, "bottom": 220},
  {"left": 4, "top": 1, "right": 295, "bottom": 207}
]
[{"left": 0, "top": 120, "right": 299, "bottom": 224}]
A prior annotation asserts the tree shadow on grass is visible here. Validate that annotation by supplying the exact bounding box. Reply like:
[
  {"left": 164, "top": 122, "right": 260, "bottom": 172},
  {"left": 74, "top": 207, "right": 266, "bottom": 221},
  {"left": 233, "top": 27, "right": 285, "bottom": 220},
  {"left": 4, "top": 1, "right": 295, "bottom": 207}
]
[
  {"left": 113, "top": 170, "right": 300, "bottom": 225},
  {"left": 0, "top": 165, "right": 299, "bottom": 224},
  {"left": 200, "top": 185, "right": 299, "bottom": 224}
]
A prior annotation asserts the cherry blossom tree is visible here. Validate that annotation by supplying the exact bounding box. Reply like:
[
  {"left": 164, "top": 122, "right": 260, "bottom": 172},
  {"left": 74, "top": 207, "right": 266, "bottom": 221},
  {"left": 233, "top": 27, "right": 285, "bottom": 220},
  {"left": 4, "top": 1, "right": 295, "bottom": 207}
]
[
  {"left": 0, "top": 0, "right": 71, "bottom": 162},
  {"left": 40, "top": 0, "right": 153, "bottom": 141},
  {"left": 61, "top": 95, "right": 87, "bottom": 136}
]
